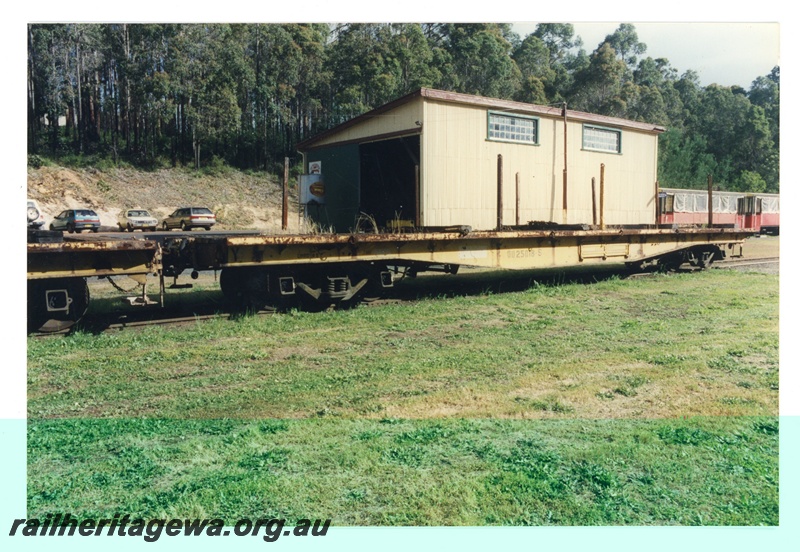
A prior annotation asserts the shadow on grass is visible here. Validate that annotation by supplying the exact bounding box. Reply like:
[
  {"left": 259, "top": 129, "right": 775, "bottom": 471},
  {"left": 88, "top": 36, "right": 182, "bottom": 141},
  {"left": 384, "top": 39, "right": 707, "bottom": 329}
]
[{"left": 393, "top": 263, "right": 661, "bottom": 301}]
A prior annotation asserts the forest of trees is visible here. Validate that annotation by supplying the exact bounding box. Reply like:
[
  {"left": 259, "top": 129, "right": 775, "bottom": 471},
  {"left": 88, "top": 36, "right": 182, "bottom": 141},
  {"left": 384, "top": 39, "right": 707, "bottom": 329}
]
[{"left": 27, "top": 23, "right": 779, "bottom": 193}]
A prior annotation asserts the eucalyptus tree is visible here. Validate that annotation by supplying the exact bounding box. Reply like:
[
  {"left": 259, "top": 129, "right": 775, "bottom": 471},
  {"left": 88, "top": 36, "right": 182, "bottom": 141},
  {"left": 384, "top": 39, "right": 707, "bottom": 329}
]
[
  {"left": 434, "top": 23, "right": 521, "bottom": 99},
  {"left": 569, "top": 42, "right": 628, "bottom": 116},
  {"left": 747, "top": 68, "right": 780, "bottom": 191},
  {"left": 532, "top": 23, "right": 583, "bottom": 64},
  {"left": 687, "top": 84, "right": 774, "bottom": 190},
  {"left": 25, "top": 20, "right": 780, "bottom": 192},
  {"left": 386, "top": 24, "right": 440, "bottom": 96},
  {"left": 672, "top": 70, "right": 703, "bottom": 129},
  {"left": 635, "top": 58, "right": 685, "bottom": 126},
  {"left": 28, "top": 24, "right": 114, "bottom": 155},
  {"left": 326, "top": 23, "right": 440, "bottom": 124},
  {"left": 170, "top": 24, "right": 243, "bottom": 169},
  {"left": 748, "top": 67, "right": 779, "bottom": 150},
  {"left": 28, "top": 25, "right": 68, "bottom": 154},
  {"left": 658, "top": 128, "right": 718, "bottom": 188},
  {"left": 248, "top": 23, "right": 295, "bottom": 167},
  {"left": 526, "top": 23, "right": 586, "bottom": 104},
  {"left": 52, "top": 24, "right": 107, "bottom": 153},
  {"left": 603, "top": 23, "right": 646, "bottom": 72},
  {"left": 326, "top": 24, "right": 393, "bottom": 119},
  {"left": 286, "top": 24, "right": 330, "bottom": 143},
  {"left": 512, "top": 34, "right": 554, "bottom": 104},
  {"left": 123, "top": 24, "right": 184, "bottom": 163}
]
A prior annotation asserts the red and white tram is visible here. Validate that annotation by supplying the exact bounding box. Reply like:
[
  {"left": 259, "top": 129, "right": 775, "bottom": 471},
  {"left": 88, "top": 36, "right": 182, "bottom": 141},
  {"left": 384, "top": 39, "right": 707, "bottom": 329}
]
[{"left": 658, "top": 188, "right": 779, "bottom": 235}]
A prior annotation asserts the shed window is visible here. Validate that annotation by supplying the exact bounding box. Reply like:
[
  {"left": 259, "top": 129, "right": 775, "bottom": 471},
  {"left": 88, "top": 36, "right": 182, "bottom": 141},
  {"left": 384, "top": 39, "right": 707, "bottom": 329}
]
[
  {"left": 488, "top": 112, "right": 538, "bottom": 144},
  {"left": 582, "top": 125, "right": 622, "bottom": 153}
]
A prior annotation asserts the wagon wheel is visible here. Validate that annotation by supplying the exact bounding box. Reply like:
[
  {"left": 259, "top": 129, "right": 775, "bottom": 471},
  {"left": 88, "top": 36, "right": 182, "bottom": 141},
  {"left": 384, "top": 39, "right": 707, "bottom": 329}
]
[
  {"left": 181, "top": 221, "right": 188, "bottom": 231},
  {"left": 335, "top": 268, "right": 387, "bottom": 310},
  {"left": 27, "top": 278, "right": 90, "bottom": 333},
  {"left": 657, "top": 252, "right": 684, "bottom": 272},
  {"left": 688, "top": 247, "right": 719, "bottom": 270},
  {"left": 220, "top": 268, "right": 282, "bottom": 314}
]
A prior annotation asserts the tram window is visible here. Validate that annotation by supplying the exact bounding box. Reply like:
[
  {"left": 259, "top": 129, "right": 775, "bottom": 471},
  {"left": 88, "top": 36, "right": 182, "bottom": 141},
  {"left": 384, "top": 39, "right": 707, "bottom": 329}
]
[
  {"left": 659, "top": 194, "right": 674, "bottom": 214},
  {"left": 737, "top": 196, "right": 760, "bottom": 215}
]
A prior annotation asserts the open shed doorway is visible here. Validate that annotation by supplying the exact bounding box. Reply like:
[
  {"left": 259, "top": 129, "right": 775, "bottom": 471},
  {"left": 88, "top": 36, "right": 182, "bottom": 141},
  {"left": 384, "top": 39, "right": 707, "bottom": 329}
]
[{"left": 358, "top": 135, "right": 420, "bottom": 230}]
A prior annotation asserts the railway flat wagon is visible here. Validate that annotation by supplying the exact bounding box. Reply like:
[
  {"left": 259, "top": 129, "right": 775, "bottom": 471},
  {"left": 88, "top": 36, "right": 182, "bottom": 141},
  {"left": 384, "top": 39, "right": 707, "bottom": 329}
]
[
  {"left": 27, "top": 89, "right": 758, "bottom": 331},
  {"left": 27, "top": 225, "right": 751, "bottom": 330},
  {"left": 198, "top": 227, "right": 751, "bottom": 312},
  {"left": 658, "top": 188, "right": 779, "bottom": 235}
]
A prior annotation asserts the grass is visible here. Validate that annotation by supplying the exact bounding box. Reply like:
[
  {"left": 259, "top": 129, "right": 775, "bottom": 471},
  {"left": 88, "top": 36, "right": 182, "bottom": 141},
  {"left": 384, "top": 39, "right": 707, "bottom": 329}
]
[
  {"left": 26, "top": 267, "right": 780, "bottom": 525},
  {"left": 29, "top": 269, "right": 778, "bottom": 420},
  {"left": 27, "top": 417, "right": 778, "bottom": 525}
]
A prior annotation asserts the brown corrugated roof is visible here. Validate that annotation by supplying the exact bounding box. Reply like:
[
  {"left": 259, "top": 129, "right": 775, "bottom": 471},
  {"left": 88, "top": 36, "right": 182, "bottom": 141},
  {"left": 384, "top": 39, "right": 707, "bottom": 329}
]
[{"left": 296, "top": 88, "right": 666, "bottom": 151}]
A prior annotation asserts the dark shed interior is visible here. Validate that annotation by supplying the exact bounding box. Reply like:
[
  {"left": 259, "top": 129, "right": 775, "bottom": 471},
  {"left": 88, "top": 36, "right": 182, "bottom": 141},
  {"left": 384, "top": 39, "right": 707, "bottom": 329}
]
[{"left": 358, "top": 135, "right": 420, "bottom": 229}]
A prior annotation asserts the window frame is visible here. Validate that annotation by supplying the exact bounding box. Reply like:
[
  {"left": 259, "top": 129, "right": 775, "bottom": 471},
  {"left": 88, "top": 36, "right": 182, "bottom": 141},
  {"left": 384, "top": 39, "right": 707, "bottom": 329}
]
[
  {"left": 486, "top": 111, "right": 540, "bottom": 146},
  {"left": 659, "top": 193, "right": 675, "bottom": 215},
  {"left": 581, "top": 124, "right": 623, "bottom": 154}
]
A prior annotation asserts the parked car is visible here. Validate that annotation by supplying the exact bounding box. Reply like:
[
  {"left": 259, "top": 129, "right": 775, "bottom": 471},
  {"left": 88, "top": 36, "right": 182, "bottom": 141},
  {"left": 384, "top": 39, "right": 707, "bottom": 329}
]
[
  {"left": 49, "top": 209, "right": 101, "bottom": 233},
  {"left": 162, "top": 207, "right": 216, "bottom": 231},
  {"left": 118, "top": 208, "right": 158, "bottom": 232},
  {"left": 27, "top": 199, "right": 46, "bottom": 229}
]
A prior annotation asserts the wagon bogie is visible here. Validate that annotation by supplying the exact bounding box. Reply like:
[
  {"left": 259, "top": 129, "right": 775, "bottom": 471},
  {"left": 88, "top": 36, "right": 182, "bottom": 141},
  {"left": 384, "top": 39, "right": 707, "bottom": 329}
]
[{"left": 218, "top": 262, "right": 394, "bottom": 312}]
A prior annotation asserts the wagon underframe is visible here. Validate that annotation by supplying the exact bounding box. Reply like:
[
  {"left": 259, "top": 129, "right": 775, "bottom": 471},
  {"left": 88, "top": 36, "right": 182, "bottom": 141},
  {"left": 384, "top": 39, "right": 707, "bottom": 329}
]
[{"left": 26, "top": 226, "right": 752, "bottom": 331}]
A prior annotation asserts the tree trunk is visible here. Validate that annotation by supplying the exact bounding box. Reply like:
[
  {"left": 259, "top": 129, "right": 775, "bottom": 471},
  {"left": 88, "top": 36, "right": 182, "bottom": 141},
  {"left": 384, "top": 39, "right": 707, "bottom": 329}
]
[
  {"left": 193, "top": 126, "right": 200, "bottom": 169},
  {"left": 123, "top": 24, "right": 131, "bottom": 155},
  {"left": 27, "top": 26, "right": 38, "bottom": 153},
  {"left": 75, "top": 37, "right": 84, "bottom": 153}
]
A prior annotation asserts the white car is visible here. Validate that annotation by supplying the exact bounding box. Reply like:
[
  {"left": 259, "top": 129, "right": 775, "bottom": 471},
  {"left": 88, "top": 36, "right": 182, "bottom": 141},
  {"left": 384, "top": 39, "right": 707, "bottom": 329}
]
[
  {"left": 118, "top": 209, "right": 158, "bottom": 232},
  {"left": 27, "top": 199, "right": 46, "bottom": 228}
]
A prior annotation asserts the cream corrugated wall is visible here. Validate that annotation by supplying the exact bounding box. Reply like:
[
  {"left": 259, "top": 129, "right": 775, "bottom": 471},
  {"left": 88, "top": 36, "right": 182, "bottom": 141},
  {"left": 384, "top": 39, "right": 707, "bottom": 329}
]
[
  {"left": 421, "top": 100, "right": 659, "bottom": 229},
  {"left": 309, "top": 100, "right": 424, "bottom": 148}
]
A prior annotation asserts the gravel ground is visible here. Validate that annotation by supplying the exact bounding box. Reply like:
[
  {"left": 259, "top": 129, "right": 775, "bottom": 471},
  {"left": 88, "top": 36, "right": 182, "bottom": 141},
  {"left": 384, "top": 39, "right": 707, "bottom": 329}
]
[{"left": 730, "top": 235, "right": 779, "bottom": 274}]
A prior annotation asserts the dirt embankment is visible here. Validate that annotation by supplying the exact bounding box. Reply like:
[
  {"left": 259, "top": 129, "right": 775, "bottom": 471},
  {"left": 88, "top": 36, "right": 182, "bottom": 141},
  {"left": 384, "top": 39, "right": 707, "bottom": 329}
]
[{"left": 27, "top": 166, "right": 302, "bottom": 232}]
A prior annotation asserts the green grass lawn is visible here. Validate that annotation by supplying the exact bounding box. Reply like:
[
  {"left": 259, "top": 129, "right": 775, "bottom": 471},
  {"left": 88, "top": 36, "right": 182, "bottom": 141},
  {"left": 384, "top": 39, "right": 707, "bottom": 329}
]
[{"left": 27, "top": 268, "right": 779, "bottom": 525}]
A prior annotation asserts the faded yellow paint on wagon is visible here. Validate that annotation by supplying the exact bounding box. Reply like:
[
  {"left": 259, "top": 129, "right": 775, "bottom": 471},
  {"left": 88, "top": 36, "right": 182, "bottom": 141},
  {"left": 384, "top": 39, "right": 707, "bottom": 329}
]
[{"left": 220, "top": 228, "right": 748, "bottom": 272}]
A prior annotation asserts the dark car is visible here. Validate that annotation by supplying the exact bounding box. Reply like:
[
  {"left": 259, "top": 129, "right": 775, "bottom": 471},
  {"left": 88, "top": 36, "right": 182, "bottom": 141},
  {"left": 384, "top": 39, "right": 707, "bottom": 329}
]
[
  {"left": 162, "top": 207, "right": 216, "bottom": 231},
  {"left": 49, "top": 209, "right": 101, "bottom": 233}
]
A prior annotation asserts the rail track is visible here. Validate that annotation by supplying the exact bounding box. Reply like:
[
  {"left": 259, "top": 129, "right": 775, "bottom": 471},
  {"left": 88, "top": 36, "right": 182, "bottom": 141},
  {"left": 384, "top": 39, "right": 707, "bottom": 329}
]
[{"left": 714, "top": 256, "right": 779, "bottom": 269}]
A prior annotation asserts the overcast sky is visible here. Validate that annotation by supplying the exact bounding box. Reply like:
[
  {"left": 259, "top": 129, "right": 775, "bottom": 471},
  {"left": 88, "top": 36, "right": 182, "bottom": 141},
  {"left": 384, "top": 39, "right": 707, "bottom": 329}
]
[{"left": 512, "top": 22, "right": 780, "bottom": 89}]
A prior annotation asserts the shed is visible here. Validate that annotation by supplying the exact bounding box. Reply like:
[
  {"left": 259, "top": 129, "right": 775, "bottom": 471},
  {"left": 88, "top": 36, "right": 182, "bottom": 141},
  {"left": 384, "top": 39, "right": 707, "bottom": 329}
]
[{"left": 296, "top": 88, "right": 665, "bottom": 232}]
